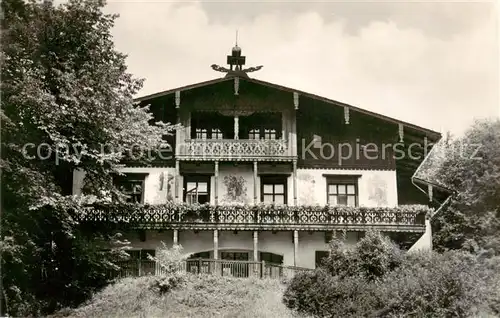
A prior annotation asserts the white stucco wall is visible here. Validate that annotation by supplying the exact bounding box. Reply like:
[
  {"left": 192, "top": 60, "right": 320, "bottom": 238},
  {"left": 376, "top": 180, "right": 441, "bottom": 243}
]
[{"left": 297, "top": 168, "right": 398, "bottom": 207}]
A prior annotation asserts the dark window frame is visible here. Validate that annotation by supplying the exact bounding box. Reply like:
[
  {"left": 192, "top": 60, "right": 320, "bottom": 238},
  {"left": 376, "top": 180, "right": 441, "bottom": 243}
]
[
  {"left": 260, "top": 175, "right": 288, "bottom": 205},
  {"left": 324, "top": 175, "right": 360, "bottom": 207},
  {"left": 113, "top": 173, "right": 148, "bottom": 203},
  {"left": 183, "top": 174, "right": 211, "bottom": 204}
]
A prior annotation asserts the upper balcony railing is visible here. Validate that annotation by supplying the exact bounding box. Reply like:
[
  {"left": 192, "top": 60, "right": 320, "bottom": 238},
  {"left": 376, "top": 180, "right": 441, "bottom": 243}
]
[
  {"left": 76, "top": 204, "right": 430, "bottom": 232},
  {"left": 176, "top": 139, "right": 294, "bottom": 161}
]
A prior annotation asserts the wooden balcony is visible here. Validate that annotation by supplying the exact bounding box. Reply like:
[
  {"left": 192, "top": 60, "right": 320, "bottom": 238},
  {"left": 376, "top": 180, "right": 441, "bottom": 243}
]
[
  {"left": 77, "top": 204, "right": 430, "bottom": 232},
  {"left": 176, "top": 139, "right": 294, "bottom": 161}
]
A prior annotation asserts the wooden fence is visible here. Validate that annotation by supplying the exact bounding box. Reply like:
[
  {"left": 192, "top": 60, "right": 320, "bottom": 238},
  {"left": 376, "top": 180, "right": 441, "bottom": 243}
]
[{"left": 111, "top": 258, "right": 311, "bottom": 280}]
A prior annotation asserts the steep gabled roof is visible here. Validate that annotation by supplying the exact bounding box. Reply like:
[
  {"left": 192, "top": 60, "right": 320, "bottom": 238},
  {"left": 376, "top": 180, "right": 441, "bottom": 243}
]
[{"left": 135, "top": 76, "right": 441, "bottom": 140}]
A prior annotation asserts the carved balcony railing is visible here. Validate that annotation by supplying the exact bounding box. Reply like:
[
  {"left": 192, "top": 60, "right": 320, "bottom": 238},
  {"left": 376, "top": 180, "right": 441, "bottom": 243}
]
[
  {"left": 76, "top": 204, "right": 431, "bottom": 232},
  {"left": 176, "top": 139, "right": 293, "bottom": 161}
]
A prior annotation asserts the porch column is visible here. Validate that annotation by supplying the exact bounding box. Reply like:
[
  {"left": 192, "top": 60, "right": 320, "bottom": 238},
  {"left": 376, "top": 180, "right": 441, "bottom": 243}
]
[
  {"left": 175, "top": 160, "right": 180, "bottom": 203},
  {"left": 173, "top": 229, "right": 178, "bottom": 245},
  {"left": 253, "top": 231, "right": 259, "bottom": 261},
  {"left": 234, "top": 116, "right": 239, "bottom": 140},
  {"left": 293, "top": 159, "right": 298, "bottom": 206},
  {"left": 293, "top": 230, "right": 299, "bottom": 266},
  {"left": 253, "top": 161, "right": 258, "bottom": 205},
  {"left": 214, "top": 161, "right": 219, "bottom": 205},
  {"left": 213, "top": 229, "right": 219, "bottom": 260}
]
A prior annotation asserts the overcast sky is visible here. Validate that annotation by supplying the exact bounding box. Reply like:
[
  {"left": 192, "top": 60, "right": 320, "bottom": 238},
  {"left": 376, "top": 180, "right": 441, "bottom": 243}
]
[{"left": 104, "top": 0, "right": 499, "bottom": 135}]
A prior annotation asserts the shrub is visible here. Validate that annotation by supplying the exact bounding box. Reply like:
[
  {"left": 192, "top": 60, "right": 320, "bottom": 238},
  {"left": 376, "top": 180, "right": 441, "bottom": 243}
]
[
  {"left": 322, "top": 230, "right": 403, "bottom": 279},
  {"left": 147, "top": 242, "right": 191, "bottom": 275},
  {"left": 354, "top": 230, "right": 404, "bottom": 280},
  {"left": 284, "top": 233, "right": 500, "bottom": 317}
]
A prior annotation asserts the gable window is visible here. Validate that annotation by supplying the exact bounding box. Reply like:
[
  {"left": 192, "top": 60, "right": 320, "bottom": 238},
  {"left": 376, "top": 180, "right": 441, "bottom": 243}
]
[
  {"left": 113, "top": 173, "right": 147, "bottom": 203},
  {"left": 191, "top": 112, "right": 233, "bottom": 140},
  {"left": 249, "top": 129, "right": 260, "bottom": 140},
  {"left": 261, "top": 176, "right": 287, "bottom": 205},
  {"left": 325, "top": 175, "right": 360, "bottom": 207},
  {"left": 211, "top": 128, "right": 223, "bottom": 140},
  {"left": 195, "top": 128, "right": 208, "bottom": 139},
  {"left": 184, "top": 175, "right": 210, "bottom": 204},
  {"left": 240, "top": 113, "right": 282, "bottom": 140}
]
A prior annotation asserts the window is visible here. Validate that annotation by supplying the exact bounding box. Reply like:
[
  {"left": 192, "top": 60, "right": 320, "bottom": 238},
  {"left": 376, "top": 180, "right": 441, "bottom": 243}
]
[
  {"left": 191, "top": 112, "right": 233, "bottom": 139},
  {"left": 190, "top": 251, "right": 210, "bottom": 259},
  {"left": 249, "top": 129, "right": 260, "bottom": 140},
  {"left": 261, "top": 176, "right": 287, "bottom": 205},
  {"left": 260, "top": 252, "right": 283, "bottom": 264},
  {"left": 184, "top": 175, "right": 210, "bottom": 204},
  {"left": 240, "top": 113, "right": 282, "bottom": 140},
  {"left": 211, "top": 128, "right": 223, "bottom": 140},
  {"left": 113, "top": 173, "right": 147, "bottom": 203},
  {"left": 263, "top": 129, "right": 277, "bottom": 140},
  {"left": 315, "top": 251, "right": 329, "bottom": 268},
  {"left": 196, "top": 128, "right": 207, "bottom": 139},
  {"left": 221, "top": 252, "right": 249, "bottom": 261},
  {"left": 325, "top": 175, "right": 360, "bottom": 207}
]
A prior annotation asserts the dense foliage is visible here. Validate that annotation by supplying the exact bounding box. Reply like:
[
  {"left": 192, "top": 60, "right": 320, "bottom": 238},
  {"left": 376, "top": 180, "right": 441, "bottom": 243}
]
[
  {"left": 283, "top": 231, "right": 500, "bottom": 317},
  {"left": 1, "top": 0, "right": 172, "bottom": 315},
  {"left": 419, "top": 119, "right": 500, "bottom": 254}
]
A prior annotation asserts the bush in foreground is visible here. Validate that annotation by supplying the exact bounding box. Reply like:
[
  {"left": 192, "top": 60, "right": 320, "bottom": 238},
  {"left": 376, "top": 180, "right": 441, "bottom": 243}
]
[{"left": 284, "top": 231, "right": 500, "bottom": 317}]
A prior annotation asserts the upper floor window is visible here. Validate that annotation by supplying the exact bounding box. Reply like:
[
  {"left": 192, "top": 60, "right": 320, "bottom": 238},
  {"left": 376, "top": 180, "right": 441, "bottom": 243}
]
[
  {"left": 261, "top": 176, "right": 287, "bottom": 205},
  {"left": 263, "top": 129, "right": 277, "bottom": 140},
  {"left": 325, "top": 175, "right": 360, "bottom": 207},
  {"left": 184, "top": 175, "right": 210, "bottom": 204},
  {"left": 113, "top": 173, "right": 147, "bottom": 203},
  {"left": 249, "top": 129, "right": 260, "bottom": 140},
  {"left": 191, "top": 112, "right": 233, "bottom": 140},
  {"left": 240, "top": 113, "right": 282, "bottom": 140},
  {"left": 196, "top": 128, "right": 208, "bottom": 139},
  {"left": 211, "top": 128, "right": 223, "bottom": 140}
]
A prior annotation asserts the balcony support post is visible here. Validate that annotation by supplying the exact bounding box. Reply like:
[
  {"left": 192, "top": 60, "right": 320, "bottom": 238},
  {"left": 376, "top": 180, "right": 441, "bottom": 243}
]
[
  {"left": 253, "top": 161, "right": 258, "bottom": 205},
  {"left": 234, "top": 116, "right": 239, "bottom": 140},
  {"left": 293, "top": 159, "right": 298, "bottom": 206},
  {"left": 214, "top": 161, "right": 219, "bottom": 205},
  {"left": 175, "top": 160, "right": 180, "bottom": 203},
  {"left": 253, "top": 231, "right": 259, "bottom": 262},
  {"left": 293, "top": 230, "right": 299, "bottom": 266},
  {"left": 213, "top": 229, "right": 219, "bottom": 260},
  {"left": 173, "top": 229, "right": 178, "bottom": 245}
]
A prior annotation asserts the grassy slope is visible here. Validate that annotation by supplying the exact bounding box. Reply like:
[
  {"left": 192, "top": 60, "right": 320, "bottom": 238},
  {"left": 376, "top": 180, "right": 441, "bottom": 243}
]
[{"left": 57, "top": 275, "right": 304, "bottom": 318}]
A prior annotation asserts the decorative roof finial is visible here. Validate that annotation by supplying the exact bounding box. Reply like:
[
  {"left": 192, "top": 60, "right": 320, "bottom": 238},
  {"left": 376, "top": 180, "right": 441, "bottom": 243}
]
[{"left": 210, "top": 34, "right": 263, "bottom": 78}]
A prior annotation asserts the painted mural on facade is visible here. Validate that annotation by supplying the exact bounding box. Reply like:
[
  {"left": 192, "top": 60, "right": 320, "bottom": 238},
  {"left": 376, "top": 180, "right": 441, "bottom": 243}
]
[
  {"left": 367, "top": 174, "right": 388, "bottom": 206},
  {"left": 222, "top": 175, "right": 249, "bottom": 204}
]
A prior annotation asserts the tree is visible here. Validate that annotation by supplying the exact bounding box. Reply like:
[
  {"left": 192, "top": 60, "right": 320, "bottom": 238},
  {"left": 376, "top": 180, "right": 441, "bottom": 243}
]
[
  {"left": 1, "top": 0, "right": 173, "bottom": 315},
  {"left": 427, "top": 119, "right": 500, "bottom": 254}
]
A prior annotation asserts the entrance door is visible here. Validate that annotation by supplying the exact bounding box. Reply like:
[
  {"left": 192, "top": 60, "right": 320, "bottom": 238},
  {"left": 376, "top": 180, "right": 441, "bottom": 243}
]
[{"left": 220, "top": 252, "right": 249, "bottom": 277}]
